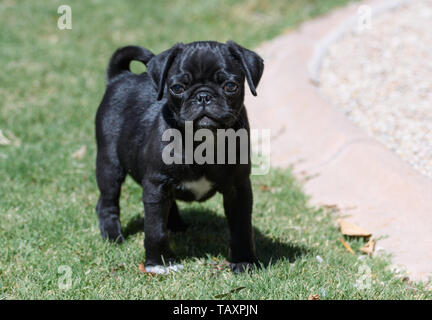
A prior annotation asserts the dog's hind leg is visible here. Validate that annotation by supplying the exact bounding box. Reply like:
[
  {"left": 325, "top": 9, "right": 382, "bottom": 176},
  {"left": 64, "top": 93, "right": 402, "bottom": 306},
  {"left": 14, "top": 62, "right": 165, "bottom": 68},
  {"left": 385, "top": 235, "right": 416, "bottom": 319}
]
[
  {"left": 167, "top": 201, "right": 188, "bottom": 233},
  {"left": 96, "top": 150, "right": 126, "bottom": 243}
]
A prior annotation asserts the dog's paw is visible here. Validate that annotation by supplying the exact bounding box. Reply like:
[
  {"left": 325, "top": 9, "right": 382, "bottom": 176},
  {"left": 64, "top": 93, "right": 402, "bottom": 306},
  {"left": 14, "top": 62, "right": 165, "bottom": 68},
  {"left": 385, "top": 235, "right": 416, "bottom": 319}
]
[
  {"left": 99, "top": 216, "right": 124, "bottom": 243},
  {"left": 145, "top": 264, "right": 184, "bottom": 275},
  {"left": 110, "top": 234, "right": 125, "bottom": 244},
  {"left": 101, "top": 231, "right": 125, "bottom": 244},
  {"left": 230, "top": 262, "right": 259, "bottom": 274},
  {"left": 101, "top": 230, "right": 124, "bottom": 244}
]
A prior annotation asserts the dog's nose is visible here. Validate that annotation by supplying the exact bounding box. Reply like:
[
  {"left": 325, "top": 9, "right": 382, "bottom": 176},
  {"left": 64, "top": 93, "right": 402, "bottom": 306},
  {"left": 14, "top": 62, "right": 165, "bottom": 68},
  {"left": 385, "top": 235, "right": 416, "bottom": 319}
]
[{"left": 195, "top": 92, "right": 213, "bottom": 105}]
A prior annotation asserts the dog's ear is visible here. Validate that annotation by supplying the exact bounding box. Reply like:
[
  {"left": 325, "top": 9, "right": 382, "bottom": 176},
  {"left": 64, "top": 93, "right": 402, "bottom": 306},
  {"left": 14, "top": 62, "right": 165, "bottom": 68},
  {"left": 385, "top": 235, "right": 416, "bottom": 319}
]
[
  {"left": 147, "top": 43, "right": 183, "bottom": 101},
  {"left": 226, "top": 41, "right": 264, "bottom": 96}
]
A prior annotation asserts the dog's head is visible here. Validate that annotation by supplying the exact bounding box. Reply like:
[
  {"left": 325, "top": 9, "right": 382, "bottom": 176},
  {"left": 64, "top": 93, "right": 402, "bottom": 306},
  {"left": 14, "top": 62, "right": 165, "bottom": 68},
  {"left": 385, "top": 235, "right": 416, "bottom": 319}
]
[{"left": 147, "top": 41, "right": 263, "bottom": 129}]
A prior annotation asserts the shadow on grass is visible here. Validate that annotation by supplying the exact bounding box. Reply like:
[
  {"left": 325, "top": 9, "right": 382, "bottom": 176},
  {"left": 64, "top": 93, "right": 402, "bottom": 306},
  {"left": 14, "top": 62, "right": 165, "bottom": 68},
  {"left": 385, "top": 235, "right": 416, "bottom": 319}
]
[{"left": 123, "top": 207, "right": 309, "bottom": 266}]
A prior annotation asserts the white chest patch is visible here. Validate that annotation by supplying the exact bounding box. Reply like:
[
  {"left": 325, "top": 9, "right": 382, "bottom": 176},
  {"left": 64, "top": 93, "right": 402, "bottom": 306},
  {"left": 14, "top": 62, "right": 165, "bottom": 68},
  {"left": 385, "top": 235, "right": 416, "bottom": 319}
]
[{"left": 181, "top": 177, "right": 214, "bottom": 200}]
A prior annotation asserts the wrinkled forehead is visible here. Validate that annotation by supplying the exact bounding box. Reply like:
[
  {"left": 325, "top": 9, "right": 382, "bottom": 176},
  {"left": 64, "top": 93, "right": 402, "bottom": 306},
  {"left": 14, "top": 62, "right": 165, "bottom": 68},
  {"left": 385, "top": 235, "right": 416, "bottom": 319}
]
[{"left": 175, "top": 44, "right": 239, "bottom": 79}]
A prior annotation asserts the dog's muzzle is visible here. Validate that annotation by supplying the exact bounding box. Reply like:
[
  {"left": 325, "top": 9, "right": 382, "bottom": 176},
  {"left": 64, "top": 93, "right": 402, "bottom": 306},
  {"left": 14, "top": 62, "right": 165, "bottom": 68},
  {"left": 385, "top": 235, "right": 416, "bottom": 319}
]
[
  {"left": 189, "top": 91, "right": 222, "bottom": 129},
  {"left": 194, "top": 91, "right": 213, "bottom": 106},
  {"left": 194, "top": 113, "right": 221, "bottom": 129}
]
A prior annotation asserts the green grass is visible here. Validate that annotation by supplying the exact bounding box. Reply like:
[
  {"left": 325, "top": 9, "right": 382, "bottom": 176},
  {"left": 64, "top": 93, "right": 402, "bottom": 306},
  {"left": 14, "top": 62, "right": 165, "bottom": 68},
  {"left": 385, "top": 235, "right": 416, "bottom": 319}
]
[{"left": 1, "top": 0, "right": 430, "bottom": 299}]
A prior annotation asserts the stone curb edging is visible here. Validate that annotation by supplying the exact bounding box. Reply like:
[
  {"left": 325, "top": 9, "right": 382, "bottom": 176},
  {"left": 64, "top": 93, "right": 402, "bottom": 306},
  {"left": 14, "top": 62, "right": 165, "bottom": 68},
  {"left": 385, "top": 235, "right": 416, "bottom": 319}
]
[{"left": 245, "top": 0, "right": 432, "bottom": 282}]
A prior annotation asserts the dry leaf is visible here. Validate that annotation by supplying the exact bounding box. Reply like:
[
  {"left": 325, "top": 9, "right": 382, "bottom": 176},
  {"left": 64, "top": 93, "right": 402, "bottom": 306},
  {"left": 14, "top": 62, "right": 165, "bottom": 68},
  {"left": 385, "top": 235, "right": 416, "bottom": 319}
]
[
  {"left": 260, "top": 184, "right": 270, "bottom": 192},
  {"left": 138, "top": 262, "right": 157, "bottom": 277},
  {"left": 214, "top": 287, "right": 246, "bottom": 299},
  {"left": 215, "top": 259, "right": 230, "bottom": 271},
  {"left": 338, "top": 237, "right": 355, "bottom": 255},
  {"left": 72, "top": 145, "right": 87, "bottom": 160},
  {"left": 111, "top": 264, "right": 125, "bottom": 273},
  {"left": 138, "top": 262, "right": 146, "bottom": 273},
  {"left": 308, "top": 294, "right": 320, "bottom": 300},
  {"left": 360, "top": 238, "right": 375, "bottom": 255},
  {"left": 337, "top": 219, "right": 371, "bottom": 238},
  {"left": 322, "top": 204, "right": 340, "bottom": 212}
]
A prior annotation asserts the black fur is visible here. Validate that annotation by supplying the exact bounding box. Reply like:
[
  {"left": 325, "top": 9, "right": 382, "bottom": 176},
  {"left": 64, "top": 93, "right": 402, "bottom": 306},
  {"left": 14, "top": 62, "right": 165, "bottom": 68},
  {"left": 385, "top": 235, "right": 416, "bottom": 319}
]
[
  {"left": 106, "top": 45, "right": 155, "bottom": 82},
  {"left": 95, "top": 41, "right": 264, "bottom": 273}
]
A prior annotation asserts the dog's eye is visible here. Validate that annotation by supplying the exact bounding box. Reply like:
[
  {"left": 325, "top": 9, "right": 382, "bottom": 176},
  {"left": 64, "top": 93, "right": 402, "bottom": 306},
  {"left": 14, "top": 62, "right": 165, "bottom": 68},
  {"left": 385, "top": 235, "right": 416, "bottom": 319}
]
[
  {"left": 170, "top": 84, "right": 185, "bottom": 95},
  {"left": 224, "top": 82, "right": 238, "bottom": 93}
]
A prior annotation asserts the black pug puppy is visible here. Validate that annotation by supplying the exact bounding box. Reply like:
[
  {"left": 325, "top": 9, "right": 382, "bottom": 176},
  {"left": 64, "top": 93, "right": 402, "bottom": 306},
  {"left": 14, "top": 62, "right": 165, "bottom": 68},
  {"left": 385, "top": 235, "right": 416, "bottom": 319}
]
[{"left": 95, "top": 41, "right": 264, "bottom": 274}]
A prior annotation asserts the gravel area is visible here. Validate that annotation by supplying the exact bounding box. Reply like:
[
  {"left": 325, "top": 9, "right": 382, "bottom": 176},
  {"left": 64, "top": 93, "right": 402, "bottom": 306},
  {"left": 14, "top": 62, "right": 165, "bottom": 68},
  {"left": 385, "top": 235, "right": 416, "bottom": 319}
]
[{"left": 320, "top": 0, "right": 432, "bottom": 178}]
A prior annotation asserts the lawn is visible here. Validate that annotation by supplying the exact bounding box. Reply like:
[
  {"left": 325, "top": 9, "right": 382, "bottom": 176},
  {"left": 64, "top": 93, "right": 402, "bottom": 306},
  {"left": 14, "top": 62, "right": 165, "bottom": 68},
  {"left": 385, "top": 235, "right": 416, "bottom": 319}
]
[{"left": 1, "top": 0, "right": 431, "bottom": 299}]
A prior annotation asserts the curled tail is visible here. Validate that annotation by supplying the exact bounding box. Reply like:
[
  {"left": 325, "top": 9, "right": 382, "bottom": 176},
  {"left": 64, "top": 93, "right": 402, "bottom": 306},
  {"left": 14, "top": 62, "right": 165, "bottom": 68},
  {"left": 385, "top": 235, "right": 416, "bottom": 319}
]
[{"left": 106, "top": 45, "right": 155, "bottom": 82}]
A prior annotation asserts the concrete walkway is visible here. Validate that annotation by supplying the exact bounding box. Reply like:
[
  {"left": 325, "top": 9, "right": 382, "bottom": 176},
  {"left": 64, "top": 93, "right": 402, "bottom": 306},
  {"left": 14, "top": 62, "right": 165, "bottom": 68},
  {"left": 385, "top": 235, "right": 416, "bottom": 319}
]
[{"left": 246, "top": 0, "right": 432, "bottom": 281}]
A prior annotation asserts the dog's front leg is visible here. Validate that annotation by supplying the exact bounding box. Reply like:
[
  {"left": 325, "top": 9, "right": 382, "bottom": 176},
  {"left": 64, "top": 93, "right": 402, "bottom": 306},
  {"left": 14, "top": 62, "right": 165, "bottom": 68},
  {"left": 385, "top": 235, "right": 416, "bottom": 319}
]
[
  {"left": 223, "top": 177, "right": 259, "bottom": 274},
  {"left": 142, "top": 180, "right": 182, "bottom": 274}
]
